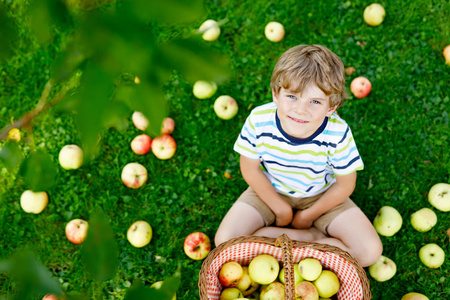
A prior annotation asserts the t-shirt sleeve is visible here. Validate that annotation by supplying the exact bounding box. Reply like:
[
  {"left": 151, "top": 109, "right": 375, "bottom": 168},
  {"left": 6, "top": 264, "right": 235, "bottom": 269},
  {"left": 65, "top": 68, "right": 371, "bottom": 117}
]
[
  {"left": 233, "top": 114, "right": 260, "bottom": 160},
  {"left": 330, "top": 126, "right": 364, "bottom": 175}
]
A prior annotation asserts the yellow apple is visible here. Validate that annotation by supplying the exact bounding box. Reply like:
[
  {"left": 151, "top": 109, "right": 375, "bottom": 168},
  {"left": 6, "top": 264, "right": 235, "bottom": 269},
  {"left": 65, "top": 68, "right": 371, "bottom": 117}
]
[
  {"left": 127, "top": 220, "right": 152, "bottom": 248},
  {"left": 443, "top": 45, "right": 450, "bottom": 66},
  {"left": 401, "top": 292, "right": 429, "bottom": 300},
  {"left": 410, "top": 208, "right": 437, "bottom": 232},
  {"left": 279, "top": 263, "right": 303, "bottom": 285},
  {"left": 248, "top": 254, "right": 280, "bottom": 285},
  {"left": 193, "top": 80, "right": 217, "bottom": 99},
  {"left": 428, "top": 183, "right": 450, "bottom": 212},
  {"left": 419, "top": 243, "right": 445, "bottom": 269},
  {"left": 220, "top": 287, "right": 243, "bottom": 300},
  {"left": 373, "top": 206, "right": 402, "bottom": 236},
  {"left": 214, "top": 95, "right": 239, "bottom": 120},
  {"left": 150, "top": 281, "right": 176, "bottom": 300},
  {"left": 368, "top": 255, "right": 396, "bottom": 282},
  {"left": 298, "top": 258, "right": 322, "bottom": 281},
  {"left": 236, "top": 266, "right": 260, "bottom": 296},
  {"left": 199, "top": 19, "right": 221, "bottom": 42},
  {"left": 264, "top": 22, "right": 285, "bottom": 42},
  {"left": 58, "top": 144, "right": 83, "bottom": 170},
  {"left": 20, "top": 190, "right": 48, "bottom": 214},
  {"left": 313, "top": 270, "right": 340, "bottom": 298},
  {"left": 363, "top": 3, "right": 386, "bottom": 26},
  {"left": 219, "top": 262, "right": 243, "bottom": 287}
]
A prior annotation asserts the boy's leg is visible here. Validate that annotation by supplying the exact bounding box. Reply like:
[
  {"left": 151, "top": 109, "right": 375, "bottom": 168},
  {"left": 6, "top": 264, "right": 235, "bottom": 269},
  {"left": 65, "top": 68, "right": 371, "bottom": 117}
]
[
  {"left": 316, "top": 207, "right": 383, "bottom": 267},
  {"left": 214, "top": 202, "right": 265, "bottom": 247},
  {"left": 253, "top": 226, "right": 327, "bottom": 241}
]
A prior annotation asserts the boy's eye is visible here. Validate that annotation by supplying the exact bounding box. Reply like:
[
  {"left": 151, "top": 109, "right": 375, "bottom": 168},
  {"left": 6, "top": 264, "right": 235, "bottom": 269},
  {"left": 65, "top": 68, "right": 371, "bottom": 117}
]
[
  {"left": 288, "top": 95, "right": 297, "bottom": 100},
  {"left": 311, "top": 100, "right": 321, "bottom": 104}
]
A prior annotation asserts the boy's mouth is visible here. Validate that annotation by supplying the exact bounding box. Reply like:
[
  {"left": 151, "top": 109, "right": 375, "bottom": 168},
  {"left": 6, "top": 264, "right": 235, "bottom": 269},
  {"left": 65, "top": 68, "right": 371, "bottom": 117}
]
[{"left": 289, "top": 116, "right": 308, "bottom": 123}]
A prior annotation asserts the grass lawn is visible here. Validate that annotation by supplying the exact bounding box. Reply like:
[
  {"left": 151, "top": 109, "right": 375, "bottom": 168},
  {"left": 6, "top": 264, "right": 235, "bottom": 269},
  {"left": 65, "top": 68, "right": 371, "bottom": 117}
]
[{"left": 1, "top": 0, "right": 449, "bottom": 299}]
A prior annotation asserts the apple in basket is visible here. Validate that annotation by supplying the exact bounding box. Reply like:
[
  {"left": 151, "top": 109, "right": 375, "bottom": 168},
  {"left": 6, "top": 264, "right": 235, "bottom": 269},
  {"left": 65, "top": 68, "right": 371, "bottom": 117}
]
[
  {"left": 219, "top": 261, "right": 243, "bottom": 287},
  {"left": 295, "top": 281, "right": 319, "bottom": 300},
  {"left": 236, "top": 266, "right": 260, "bottom": 296},
  {"left": 248, "top": 254, "right": 279, "bottom": 285},
  {"left": 313, "top": 270, "right": 340, "bottom": 298},
  {"left": 260, "top": 282, "right": 285, "bottom": 300},
  {"left": 298, "top": 258, "right": 322, "bottom": 281},
  {"left": 279, "top": 263, "right": 303, "bottom": 285},
  {"left": 220, "top": 287, "right": 243, "bottom": 300}
]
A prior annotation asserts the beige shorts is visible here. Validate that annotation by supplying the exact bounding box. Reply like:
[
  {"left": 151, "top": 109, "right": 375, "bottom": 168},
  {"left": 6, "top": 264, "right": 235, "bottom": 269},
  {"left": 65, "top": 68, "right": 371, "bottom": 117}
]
[{"left": 236, "top": 186, "right": 357, "bottom": 234}]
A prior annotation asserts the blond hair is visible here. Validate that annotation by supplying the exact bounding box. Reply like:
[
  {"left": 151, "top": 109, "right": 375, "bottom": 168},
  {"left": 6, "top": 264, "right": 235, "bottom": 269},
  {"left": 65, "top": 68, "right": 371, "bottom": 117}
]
[{"left": 270, "top": 45, "right": 348, "bottom": 108}]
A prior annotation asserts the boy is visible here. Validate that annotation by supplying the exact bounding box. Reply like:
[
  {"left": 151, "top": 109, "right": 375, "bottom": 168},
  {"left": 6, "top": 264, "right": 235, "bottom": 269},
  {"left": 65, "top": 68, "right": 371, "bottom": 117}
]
[{"left": 215, "top": 45, "right": 382, "bottom": 267}]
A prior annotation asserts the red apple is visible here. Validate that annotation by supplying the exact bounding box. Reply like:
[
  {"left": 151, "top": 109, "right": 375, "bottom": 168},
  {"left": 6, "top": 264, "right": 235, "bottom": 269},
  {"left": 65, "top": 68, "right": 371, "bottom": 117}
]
[
  {"left": 131, "top": 134, "right": 152, "bottom": 155},
  {"left": 121, "top": 162, "right": 148, "bottom": 189},
  {"left": 350, "top": 76, "right": 372, "bottom": 99},
  {"left": 183, "top": 232, "right": 211, "bottom": 260},
  {"left": 219, "top": 261, "right": 243, "bottom": 287},
  {"left": 65, "top": 219, "right": 89, "bottom": 244},
  {"left": 132, "top": 111, "right": 149, "bottom": 131},
  {"left": 161, "top": 117, "right": 175, "bottom": 135},
  {"left": 151, "top": 134, "right": 177, "bottom": 160}
]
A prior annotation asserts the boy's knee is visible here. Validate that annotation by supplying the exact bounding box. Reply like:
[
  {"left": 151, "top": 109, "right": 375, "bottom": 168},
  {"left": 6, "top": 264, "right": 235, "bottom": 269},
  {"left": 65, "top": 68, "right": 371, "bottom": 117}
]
[{"left": 355, "top": 239, "right": 383, "bottom": 267}]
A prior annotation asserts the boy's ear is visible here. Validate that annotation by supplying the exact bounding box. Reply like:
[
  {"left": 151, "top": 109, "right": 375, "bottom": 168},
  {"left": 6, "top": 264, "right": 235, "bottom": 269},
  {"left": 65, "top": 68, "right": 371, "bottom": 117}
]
[
  {"left": 326, "top": 106, "right": 337, "bottom": 117},
  {"left": 272, "top": 88, "right": 279, "bottom": 104}
]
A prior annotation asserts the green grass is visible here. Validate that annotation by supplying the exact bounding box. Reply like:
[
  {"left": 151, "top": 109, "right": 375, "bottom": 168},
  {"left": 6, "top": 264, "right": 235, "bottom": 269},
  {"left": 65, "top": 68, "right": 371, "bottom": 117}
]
[{"left": 1, "top": 0, "right": 449, "bottom": 299}]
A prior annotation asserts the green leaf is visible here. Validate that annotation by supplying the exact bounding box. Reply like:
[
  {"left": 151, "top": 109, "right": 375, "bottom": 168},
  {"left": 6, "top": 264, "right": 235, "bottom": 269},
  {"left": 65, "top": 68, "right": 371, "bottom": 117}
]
[
  {"left": 126, "top": 0, "right": 204, "bottom": 24},
  {"left": 81, "top": 209, "right": 119, "bottom": 282},
  {"left": 0, "top": 250, "right": 63, "bottom": 300},
  {"left": 51, "top": 37, "right": 86, "bottom": 82},
  {"left": 0, "top": 142, "right": 23, "bottom": 172},
  {"left": 124, "top": 270, "right": 180, "bottom": 300},
  {"left": 19, "top": 150, "right": 57, "bottom": 192},
  {"left": 160, "top": 37, "right": 231, "bottom": 83},
  {"left": 0, "top": 3, "right": 19, "bottom": 60}
]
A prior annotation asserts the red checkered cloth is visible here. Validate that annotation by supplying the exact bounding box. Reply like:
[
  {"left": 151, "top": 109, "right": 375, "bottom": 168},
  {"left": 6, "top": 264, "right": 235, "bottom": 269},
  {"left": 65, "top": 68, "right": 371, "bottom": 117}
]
[{"left": 205, "top": 242, "right": 363, "bottom": 299}]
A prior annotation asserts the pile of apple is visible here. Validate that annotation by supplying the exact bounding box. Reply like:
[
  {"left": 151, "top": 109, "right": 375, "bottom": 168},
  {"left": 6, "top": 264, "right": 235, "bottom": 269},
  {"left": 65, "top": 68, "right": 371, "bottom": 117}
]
[{"left": 218, "top": 254, "right": 340, "bottom": 300}]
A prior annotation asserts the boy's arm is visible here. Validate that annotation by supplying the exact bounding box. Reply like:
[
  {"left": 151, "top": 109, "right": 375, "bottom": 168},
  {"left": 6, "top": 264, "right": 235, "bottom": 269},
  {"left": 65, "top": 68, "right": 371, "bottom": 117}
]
[
  {"left": 291, "top": 171, "right": 357, "bottom": 229},
  {"left": 240, "top": 155, "right": 293, "bottom": 227}
]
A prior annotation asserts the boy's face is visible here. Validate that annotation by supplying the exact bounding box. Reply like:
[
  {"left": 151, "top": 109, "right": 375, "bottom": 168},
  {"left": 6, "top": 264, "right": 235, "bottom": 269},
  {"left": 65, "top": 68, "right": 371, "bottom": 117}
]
[{"left": 273, "top": 83, "right": 336, "bottom": 139}]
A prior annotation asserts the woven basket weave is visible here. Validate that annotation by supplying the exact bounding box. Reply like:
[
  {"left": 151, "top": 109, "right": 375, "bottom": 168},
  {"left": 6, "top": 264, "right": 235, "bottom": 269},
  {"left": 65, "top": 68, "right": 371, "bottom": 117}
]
[{"left": 198, "top": 234, "right": 371, "bottom": 300}]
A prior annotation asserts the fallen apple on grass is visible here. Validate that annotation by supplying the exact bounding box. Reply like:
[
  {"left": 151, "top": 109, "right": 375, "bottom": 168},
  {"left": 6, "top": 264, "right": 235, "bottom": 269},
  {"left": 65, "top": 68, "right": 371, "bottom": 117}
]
[
  {"left": 20, "top": 190, "right": 48, "bottom": 214},
  {"left": 58, "top": 144, "right": 83, "bottom": 170},
  {"left": 401, "top": 292, "right": 430, "bottom": 300},
  {"left": 248, "top": 254, "right": 279, "bottom": 285},
  {"left": 298, "top": 258, "right": 322, "bottom": 281},
  {"left": 183, "top": 232, "right": 211, "bottom": 260},
  {"left": 219, "top": 261, "right": 243, "bottom": 287},
  {"left": 264, "top": 21, "right": 285, "bottom": 42},
  {"left": 419, "top": 243, "right": 445, "bottom": 269},
  {"left": 130, "top": 134, "right": 152, "bottom": 155},
  {"left": 214, "top": 95, "right": 239, "bottom": 120},
  {"left": 373, "top": 205, "right": 403, "bottom": 236},
  {"left": 151, "top": 134, "right": 177, "bottom": 160},
  {"left": 428, "top": 182, "right": 450, "bottom": 212},
  {"left": 443, "top": 45, "right": 450, "bottom": 66},
  {"left": 127, "top": 220, "right": 152, "bottom": 248},
  {"left": 65, "top": 219, "right": 89, "bottom": 244},
  {"left": 199, "top": 19, "right": 221, "bottom": 41},
  {"left": 121, "top": 162, "right": 148, "bottom": 189},
  {"left": 132, "top": 111, "right": 149, "bottom": 131},
  {"left": 410, "top": 208, "right": 437, "bottom": 232},
  {"left": 150, "top": 281, "right": 176, "bottom": 300},
  {"left": 368, "top": 255, "right": 397, "bottom": 282},
  {"left": 161, "top": 117, "right": 175, "bottom": 135},
  {"left": 193, "top": 80, "right": 217, "bottom": 99},
  {"left": 42, "top": 294, "right": 65, "bottom": 300},
  {"left": 363, "top": 3, "right": 386, "bottom": 26},
  {"left": 350, "top": 76, "right": 372, "bottom": 99}
]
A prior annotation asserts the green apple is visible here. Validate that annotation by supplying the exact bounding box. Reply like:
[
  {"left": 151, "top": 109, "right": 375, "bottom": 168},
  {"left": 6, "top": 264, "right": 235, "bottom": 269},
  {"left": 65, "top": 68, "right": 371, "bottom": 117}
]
[
  {"left": 373, "top": 206, "right": 402, "bottom": 236},
  {"left": 20, "top": 190, "right": 48, "bottom": 214},
  {"left": 401, "top": 292, "right": 429, "bottom": 300},
  {"left": 264, "top": 21, "right": 285, "bottom": 42},
  {"left": 260, "top": 282, "right": 284, "bottom": 300},
  {"left": 220, "top": 287, "right": 243, "bottom": 300},
  {"left": 193, "top": 80, "right": 217, "bottom": 99},
  {"left": 428, "top": 183, "right": 450, "bottom": 212},
  {"left": 298, "top": 258, "right": 322, "bottom": 281},
  {"left": 313, "top": 270, "right": 340, "bottom": 298},
  {"left": 419, "top": 243, "right": 445, "bottom": 269},
  {"left": 237, "top": 266, "right": 260, "bottom": 296},
  {"left": 150, "top": 281, "right": 176, "bottom": 300},
  {"left": 219, "top": 262, "right": 243, "bottom": 287},
  {"left": 58, "top": 144, "right": 83, "bottom": 170},
  {"left": 248, "top": 254, "right": 280, "bottom": 285},
  {"left": 214, "top": 95, "right": 239, "bottom": 120},
  {"left": 295, "top": 281, "right": 319, "bottom": 300},
  {"left": 127, "top": 220, "right": 152, "bottom": 248},
  {"left": 279, "top": 263, "right": 303, "bottom": 285},
  {"left": 199, "top": 19, "right": 221, "bottom": 42},
  {"left": 368, "top": 255, "right": 396, "bottom": 282},
  {"left": 410, "top": 208, "right": 437, "bottom": 232},
  {"left": 363, "top": 3, "right": 386, "bottom": 26}
]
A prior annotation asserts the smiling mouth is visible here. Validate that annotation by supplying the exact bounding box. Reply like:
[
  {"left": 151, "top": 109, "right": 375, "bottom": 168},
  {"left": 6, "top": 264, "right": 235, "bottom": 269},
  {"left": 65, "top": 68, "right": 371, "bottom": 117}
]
[{"left": 289, "top": 116, "right": 308, "bottom": 123}]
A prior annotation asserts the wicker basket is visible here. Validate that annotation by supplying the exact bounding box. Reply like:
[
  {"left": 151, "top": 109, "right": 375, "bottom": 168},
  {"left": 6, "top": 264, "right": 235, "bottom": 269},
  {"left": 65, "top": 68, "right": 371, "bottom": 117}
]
[{"left": 198, "top": 234, "right": 371, "bottom": 300}]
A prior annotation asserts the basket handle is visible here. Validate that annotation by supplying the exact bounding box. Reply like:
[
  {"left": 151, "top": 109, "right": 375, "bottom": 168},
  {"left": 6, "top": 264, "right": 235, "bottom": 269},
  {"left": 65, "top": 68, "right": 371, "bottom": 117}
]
[{"left": 275, "top": 234, "right": 295, "bottom": 300}]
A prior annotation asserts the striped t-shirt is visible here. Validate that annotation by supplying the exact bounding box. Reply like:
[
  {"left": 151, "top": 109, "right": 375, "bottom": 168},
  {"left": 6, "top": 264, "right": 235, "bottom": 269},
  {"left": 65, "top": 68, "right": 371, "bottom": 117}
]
[{"left": 234, "top": 102, "right": 364, "bottom": 198}]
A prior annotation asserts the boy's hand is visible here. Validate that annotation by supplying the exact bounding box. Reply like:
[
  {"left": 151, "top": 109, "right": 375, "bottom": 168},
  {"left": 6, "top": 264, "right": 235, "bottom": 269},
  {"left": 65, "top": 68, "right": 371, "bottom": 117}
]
[
  {"left": 291, "top": 209, "right": 314, "bottom": 229},
  {"left": 272, "top": 201, "right": 293, "bottom": 227}
]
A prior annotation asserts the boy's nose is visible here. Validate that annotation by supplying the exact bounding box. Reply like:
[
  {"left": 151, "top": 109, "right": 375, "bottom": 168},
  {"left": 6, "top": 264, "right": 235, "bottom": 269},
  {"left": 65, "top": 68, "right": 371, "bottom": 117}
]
[{"left": 294, "top": 99, "right": 308, "bottom": 114}]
